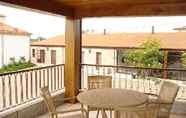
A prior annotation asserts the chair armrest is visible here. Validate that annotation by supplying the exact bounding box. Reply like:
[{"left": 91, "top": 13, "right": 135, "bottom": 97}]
[
  {"left": 115, "top": 105, "right": 159, "bottom": 112},
  {"left": 144, "top": 93, "right": 159, "bottom": 97},
  {"left": 147, "top": 101, "right": 173, "bottom": 107}
]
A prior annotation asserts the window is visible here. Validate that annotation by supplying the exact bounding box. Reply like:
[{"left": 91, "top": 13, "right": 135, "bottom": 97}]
[
  {"left": 37, "top": 49, "right": 45, "bottom": 63},
  {"left": 96, "top": 52, "right": 102, "bottom": 65},
  {"left": 32, "top": 49, "right": 35, "bottom": 57},
  {"left": 89, "top": 49, "right": 91, "bottom": 54}
]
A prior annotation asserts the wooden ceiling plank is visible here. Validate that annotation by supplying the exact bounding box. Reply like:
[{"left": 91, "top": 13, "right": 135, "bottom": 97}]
[
  {"left": 58, "top": 0, "right": 186, "bottom": 7},
  {"left": 74, "top": 2, "right": 186, "bottom": 17},
  {"left": 0, "top": 0, "right": 74, "bottom": 17},
  {"left": 1, "top": 0, "right": 186, "bottom": 17}
]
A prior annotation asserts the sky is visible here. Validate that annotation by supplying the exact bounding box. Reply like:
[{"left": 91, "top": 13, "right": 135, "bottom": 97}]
[{"left": 1, "top": 4, "right": 186, "bottom": 38}]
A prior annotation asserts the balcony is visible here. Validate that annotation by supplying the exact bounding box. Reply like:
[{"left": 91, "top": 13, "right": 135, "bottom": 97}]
[
  {"left": 0, "top": 64, "right": 185, "bottom": 118},
  {"left": 1, "top": 1, "right": 186, "bottom": 118}
]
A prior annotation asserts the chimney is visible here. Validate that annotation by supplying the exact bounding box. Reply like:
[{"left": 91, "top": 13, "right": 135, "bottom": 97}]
[
  {"left": 0, "top": 14, "right": 6, "bottom": 23},
  {"left": 152, "top": 26, "right": 155, "bottom": 34},
  {"left": 103, "top": 29, "right": 106, "bottom": 35}
]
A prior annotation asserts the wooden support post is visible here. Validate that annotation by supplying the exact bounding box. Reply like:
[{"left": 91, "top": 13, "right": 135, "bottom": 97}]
[
  {"left": 64, "top": 17, "right": 82, "bottom": 100},
  {"left": 163, "top": 50, "right": 168, "bottom": 79}
]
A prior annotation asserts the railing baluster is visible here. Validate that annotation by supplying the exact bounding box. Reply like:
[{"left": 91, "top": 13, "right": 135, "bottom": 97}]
[
  {"left": 50, "top": 67, "right": 53, "bottom": 92},
  {"left": 60, "top": 66, "right": 63, "bottom": 89},
  {"left": 20, "top": 73, "right": 23, "bottom": 102},
  {"left": 8, "top": 75, "right": 12, "bottom": 106},
  {"left": 124, "top": 69, "right": 127, "bottom": 89},
  {"left": 113, "top": 67, "right": 116, "bottom": 88},
  {"left": 14, "top": 74, "right": 18, "bottom": 104},
  {"left": 25, "top": 72, "right": 28, "bottom": 100},
  {"left": 43, "top": 69, "right": 45, "bottom": 87},
  {"left": 103, "top": 67, "right": 106, "bottom": 76},
  {"left": 30, "top": 71, "right": 33, "bottom": 99},
  {"left": 47, "top": 68, "right": 49, "bottom": 87},
  {"left": 34, "top": 70, "right": 38, "bottom": 97},
  {"left": 54, "top": 67, "right": 56, "bottom": 91},
  {"left": 57, "top": 66, "right": 60, "bottom": 90},
  {"left": 2, "top": 76, "right": 6, "bottom": 108},
  {"left": 119, "top": 72, "right": 121, "bottom": 88},
  {"left": 137, "top": 69, "right": 140, "bottom": 91},
  {"left": 39, "top": 70, "right": 42, "bottom": 89},
  {"left": 130, "top": 69, "right": 133, "bottom": 89}
]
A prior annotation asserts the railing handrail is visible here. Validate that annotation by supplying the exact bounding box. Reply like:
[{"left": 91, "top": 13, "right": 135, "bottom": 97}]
[
  {"left": 81, "top": 64, "right": 186, "bottom": 72},
  {"left": 0, "top": 64, "right": 64, "bottom": 76}
]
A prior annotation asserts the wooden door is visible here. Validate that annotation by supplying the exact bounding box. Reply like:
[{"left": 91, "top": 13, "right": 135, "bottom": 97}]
[
  {"left": 38, "top": 49, "right": 45, "bottom": 63},
  {"left": 96, "top": 52, "right": 102, "bottom": 65},
  {"left": 51, "top": 50, "right": 56, "bottom": 65}
]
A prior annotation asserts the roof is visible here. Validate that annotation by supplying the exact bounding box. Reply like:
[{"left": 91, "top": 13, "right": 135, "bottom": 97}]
[
  {"left": 1, "top": 0, "right": 186, "bottom": 18},
  {"left": 0, "top": 13, "right": 5, "bottom": 17},
  {"left": 0, "top": 22, "right": 31, "bottom": 35},
  {"left": 174, "top": 26, "right": 186, "bottom": 31},
  {"left": 31, "top": 32, "right": 186, "bottom": 51}
]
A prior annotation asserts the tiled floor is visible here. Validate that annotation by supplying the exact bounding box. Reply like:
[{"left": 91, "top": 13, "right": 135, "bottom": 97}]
[{"left": 38, "top": 100, "right": 186, "bottom": 118}]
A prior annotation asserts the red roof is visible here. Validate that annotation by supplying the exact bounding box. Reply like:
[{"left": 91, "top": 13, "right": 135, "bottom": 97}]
[
  {"left": 0, "top": 22, "right": 31, "bottom": 35},
  {"left": 31, "top": 32, "right": 186, "bottom": 50}
]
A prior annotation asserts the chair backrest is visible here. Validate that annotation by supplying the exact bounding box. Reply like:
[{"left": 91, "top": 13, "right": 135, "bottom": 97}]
[
  {"left": 115, "top": 105, "right": 159, "bottom": 118},
  {"left": 88, "top": 75, "right": 112, "bottom": 89},
  {"left": 40, "top": 86, "right": 56, "bottom": 113},
  {"left": 158, "top": 81, "right": 179, "bottom": 103}
]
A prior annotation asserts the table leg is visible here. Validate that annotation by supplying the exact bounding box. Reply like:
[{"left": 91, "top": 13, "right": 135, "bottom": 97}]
[
  {"left": 101, "top": 109, "right": 108, "bottom": 118},
  {"left": 114, "top": 111, "right": 119, "bottom": 118}
]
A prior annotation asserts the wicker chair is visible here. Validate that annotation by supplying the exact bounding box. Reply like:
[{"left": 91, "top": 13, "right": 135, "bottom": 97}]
[
  {"left": 146, "top": 81, "right": 180, "bottom": 118},
  {"left": 40, "top": 86, "right": 88, "bottom": 118},
  {"left": 114, "top": 104, "right": 159, "bottom": 118},
  {"left": 114, "top": 81, "right": 179, "bottom": 118},
  {"left": 87, "top": 75, "right": 112, "bottom": 118}
]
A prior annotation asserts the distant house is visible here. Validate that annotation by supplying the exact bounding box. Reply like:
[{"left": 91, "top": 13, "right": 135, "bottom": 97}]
[
  {"left": 173, "top": 26, "right": 186, "bottom": 32},
  {"left": 0, "top": 14, "right": 31, "bottom": 67},
  {"left": 31, "top": 32, "right": 186, "bottom": 68}
]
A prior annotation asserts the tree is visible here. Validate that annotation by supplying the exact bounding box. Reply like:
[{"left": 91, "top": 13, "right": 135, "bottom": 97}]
[
  {"left": 123, "top": 37, "right": 163, "bottom": 68},
  {"left": 181, "top": 52, "right": 186, "bottom": 67}
]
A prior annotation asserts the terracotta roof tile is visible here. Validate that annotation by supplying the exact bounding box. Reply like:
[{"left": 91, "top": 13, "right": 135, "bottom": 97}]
[
  {"left": 0, "top": 22, "right": 31, "bottom": 35},
  {"left": 31, "top": 32, "right": 186, "bottom": 50}
]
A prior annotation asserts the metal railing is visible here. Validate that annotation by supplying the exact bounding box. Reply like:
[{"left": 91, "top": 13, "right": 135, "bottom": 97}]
[
  {"left": 0, "top": 64, "right": 64, "bottom": 111},
  {"left": 81, "top": 64, "right": 186, "bottom": 99}
]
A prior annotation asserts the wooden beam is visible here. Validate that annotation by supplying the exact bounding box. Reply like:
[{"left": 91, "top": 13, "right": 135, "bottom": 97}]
[
  {"left": 75, "top": 2, "right": 186, "bottom": 18},
  {"left": 0, "top": 0, "right": 74, "bottom": 17},
  {"left": 64, "top": 17, "right": 82, "bottom": 101},
  {"left": 163, "top": 50, "right": 168, "bottom": 79}
]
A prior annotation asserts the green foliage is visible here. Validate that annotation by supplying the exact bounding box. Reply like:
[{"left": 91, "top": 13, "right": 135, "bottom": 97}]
[
  {"left": 181, "top": 52, "right": 186, "bottom": 67},
  {"left": 123, "top": 37, "right": 163, "bottom": 68},
  {"left": 0, "top": 57, "right": 35, "bottom": 74}
]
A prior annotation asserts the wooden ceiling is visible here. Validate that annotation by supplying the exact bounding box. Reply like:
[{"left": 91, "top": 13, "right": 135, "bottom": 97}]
[{"left": 1, "top": 0, "right": 186, "bottom": 18}]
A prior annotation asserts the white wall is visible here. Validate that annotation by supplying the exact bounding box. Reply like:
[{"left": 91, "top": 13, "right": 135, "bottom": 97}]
[
  {"left": 82, "top": 48, "right": 116, "bottom": 65},
  {"left": 31, "top": 46, "right": 117, "bottom": 66},
  {"left": 0, "top": 35, "right": 30, "bottom": 67},
  {"left": 31, "top": 46, "right": 64, "bottom": 66}
]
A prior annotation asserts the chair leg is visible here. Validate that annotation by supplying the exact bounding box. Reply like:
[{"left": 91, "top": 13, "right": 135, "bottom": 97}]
[
  {"left": 87, "top": 110, "right": 90, "bottom": 118},
  {"left": 101, "top": 109, "right": 108, "bottom": 118},
  {"left": 96, "top": 110, "right": 100, "bottom": 118},
  {"left": 114, "top": 111, "right": 119, "bottom": 118},
  {"left": 110, "top": 110, "right": 112, "bottom": 118}
]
